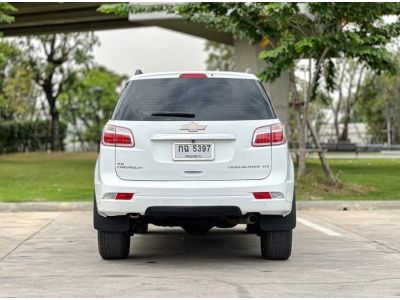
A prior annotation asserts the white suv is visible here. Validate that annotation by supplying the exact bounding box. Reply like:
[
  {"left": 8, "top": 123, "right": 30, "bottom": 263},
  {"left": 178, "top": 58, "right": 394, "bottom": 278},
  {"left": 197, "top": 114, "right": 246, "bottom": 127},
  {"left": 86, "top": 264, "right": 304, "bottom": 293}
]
[{"left": 94, "top": 71, "right": 295, "bottom": 260}]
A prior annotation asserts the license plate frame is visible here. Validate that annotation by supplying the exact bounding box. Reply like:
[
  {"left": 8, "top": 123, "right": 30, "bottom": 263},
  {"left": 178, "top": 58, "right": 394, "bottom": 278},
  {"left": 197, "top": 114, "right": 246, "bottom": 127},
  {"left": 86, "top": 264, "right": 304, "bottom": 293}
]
[{"left": 172, "top": 143, "right": 215, "bottom": 161}]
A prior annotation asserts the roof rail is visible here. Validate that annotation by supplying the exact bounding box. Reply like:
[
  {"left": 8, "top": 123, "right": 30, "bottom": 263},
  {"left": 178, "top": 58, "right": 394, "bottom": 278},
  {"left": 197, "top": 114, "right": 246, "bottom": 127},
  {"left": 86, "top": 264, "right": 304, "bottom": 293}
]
[{"left": 134, "top": 69, "right": 143, "bottom": 75}]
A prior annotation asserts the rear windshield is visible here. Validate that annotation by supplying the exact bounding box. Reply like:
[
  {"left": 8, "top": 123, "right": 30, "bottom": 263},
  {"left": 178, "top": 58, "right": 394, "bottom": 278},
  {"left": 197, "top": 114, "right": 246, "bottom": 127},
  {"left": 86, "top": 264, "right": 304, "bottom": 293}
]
[{"left": 112, "top": 78, "right": 275, "bottom": 121}]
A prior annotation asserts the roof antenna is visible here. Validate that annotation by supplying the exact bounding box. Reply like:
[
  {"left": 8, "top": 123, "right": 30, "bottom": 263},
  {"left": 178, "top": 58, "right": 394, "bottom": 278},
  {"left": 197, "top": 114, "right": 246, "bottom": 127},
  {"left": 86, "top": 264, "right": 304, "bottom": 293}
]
[
  {"left": 245, "top": 68, "right": 252, "bottom": 74},
  {"left": 134, "top": 69, "right": 143, "bottom": 75}
]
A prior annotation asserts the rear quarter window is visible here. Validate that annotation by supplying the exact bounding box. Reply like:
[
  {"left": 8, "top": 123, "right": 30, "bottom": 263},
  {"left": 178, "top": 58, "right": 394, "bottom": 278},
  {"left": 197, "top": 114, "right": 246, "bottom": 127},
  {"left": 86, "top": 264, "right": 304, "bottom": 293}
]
[{"left": 112, "top": 78, "right": 275, "bottom": 121}]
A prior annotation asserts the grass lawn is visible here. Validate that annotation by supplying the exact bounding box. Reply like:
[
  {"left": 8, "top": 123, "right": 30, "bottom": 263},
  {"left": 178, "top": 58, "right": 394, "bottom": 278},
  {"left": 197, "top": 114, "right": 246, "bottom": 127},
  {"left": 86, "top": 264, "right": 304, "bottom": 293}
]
[
  {"left": 0, "top": 152, "right": 399, "bottom": 202},
  {"left": 0, "top": 152, "right": 97, "bottom": 202},
  {"left": 297, "top": 158, "right": 400, "bottom": 200}
]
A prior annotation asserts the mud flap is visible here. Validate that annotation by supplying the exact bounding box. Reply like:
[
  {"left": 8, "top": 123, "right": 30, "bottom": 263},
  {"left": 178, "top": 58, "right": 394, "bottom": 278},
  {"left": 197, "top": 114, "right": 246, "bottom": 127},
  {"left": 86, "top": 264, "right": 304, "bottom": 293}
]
[
  {"left": 93, "top": 200, "right": 131, "bottom": 233},
  {"left": 258, "top": 198, "right": 296, "bottom": 232}
]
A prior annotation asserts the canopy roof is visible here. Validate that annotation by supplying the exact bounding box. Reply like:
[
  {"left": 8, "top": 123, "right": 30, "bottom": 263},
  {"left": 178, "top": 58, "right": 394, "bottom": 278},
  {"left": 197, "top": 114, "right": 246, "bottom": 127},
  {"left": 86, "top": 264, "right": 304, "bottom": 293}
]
[{"left": 0, "top": 3, "right": 233, "bottom": 44}]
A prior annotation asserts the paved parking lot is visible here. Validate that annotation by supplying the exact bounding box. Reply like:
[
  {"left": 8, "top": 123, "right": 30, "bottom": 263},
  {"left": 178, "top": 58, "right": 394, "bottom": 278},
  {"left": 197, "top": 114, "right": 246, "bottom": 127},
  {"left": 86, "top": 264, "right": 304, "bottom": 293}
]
[{"left": 1, "top": 209, "right": 400, "bottom": 297}]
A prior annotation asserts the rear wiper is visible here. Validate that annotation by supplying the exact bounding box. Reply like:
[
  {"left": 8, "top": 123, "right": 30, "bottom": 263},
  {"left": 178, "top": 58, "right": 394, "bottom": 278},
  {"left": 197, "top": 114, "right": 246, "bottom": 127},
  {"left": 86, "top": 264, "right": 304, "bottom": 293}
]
[{"left": 151, "top": 112, "right": 195, "bottom": 118}]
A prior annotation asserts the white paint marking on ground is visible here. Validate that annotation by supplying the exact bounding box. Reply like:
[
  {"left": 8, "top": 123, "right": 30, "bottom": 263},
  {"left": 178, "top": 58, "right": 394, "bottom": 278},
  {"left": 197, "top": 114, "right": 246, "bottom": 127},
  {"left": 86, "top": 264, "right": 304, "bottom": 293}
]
[{"left": 298, "top": 217, "right": 342, "bottom": 237}]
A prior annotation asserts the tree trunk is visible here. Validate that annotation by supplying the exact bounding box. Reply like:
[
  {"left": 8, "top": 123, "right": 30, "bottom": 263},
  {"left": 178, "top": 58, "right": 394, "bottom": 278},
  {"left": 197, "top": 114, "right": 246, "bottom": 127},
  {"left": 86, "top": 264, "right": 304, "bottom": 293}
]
[
  {"left": 289, "top": 70, "right": 307, "bottom": 177},
  {"left": 49, "top": 103, "right": 61, "bottom": 151},
  {"left": 334, "top": 58, "right": 348, "bottom": 142},
  {"left": 339, "top": 118, "right": 349, "bottom": 142},
  {"left": 333, "top": 117, "right": 340, "bottom": 142},
  {"left": 42, "top": 75, "right": 62, "bottom": 152},
  {"left": 339, "top": 64, "right": 365, "bottom": 143},
  {"left": 307, "top": 119, "right": 338, "bottom": 186},
  {"left": 302, "top": 48, "right": 338, "bottom": 185}
]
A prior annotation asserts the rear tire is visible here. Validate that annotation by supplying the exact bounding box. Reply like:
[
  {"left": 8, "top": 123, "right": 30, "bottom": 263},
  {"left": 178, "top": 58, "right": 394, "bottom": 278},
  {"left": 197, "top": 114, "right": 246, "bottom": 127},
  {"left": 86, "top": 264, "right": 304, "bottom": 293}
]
[
  {"left": 134, "top": 223, "right": 148, "bottom": 234},
  {"left": 97, "top": 231, "right": 130, "bottom": 260},
  {"left": 260, "top": 230, "right": 292, "bottom": 260},
  {"left": 245, "top": 223, "right": 257, "bottom": 233}
]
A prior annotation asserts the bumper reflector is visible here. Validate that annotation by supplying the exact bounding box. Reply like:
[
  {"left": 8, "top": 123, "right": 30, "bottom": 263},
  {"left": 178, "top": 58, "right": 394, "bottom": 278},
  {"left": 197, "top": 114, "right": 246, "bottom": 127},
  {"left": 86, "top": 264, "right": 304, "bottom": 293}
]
[
  {"left": 253, "top": 192, "right": 272, "bottom": 200},
  {"left": 103, "top": 193, "right": 134, "bottom": 200},
  {"left": 253, "top": 192, "right": 284, "bottom": 200},
  {"left": 103, "top": 193, "right": 116, "bottom": 199},
  {"left": 115, "top": 193, "right": 134, "bottom": 200},
  {"left": 270, "top": 192, "right": 284, "bottom": 198}
]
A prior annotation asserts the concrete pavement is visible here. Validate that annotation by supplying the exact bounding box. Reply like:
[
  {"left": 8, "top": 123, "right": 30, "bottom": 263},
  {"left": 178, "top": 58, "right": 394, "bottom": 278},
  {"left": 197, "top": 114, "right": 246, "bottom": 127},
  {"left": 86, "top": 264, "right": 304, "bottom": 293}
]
[{"left": 1, "top": 210, "right": 400, "bottom": 297}]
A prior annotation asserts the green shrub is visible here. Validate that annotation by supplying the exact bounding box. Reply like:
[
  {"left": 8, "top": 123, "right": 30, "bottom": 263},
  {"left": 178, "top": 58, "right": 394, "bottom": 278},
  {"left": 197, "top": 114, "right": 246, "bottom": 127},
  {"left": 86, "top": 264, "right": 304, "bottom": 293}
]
[{"left": 0, "top": 120, "right": 67, "bottom": 153}]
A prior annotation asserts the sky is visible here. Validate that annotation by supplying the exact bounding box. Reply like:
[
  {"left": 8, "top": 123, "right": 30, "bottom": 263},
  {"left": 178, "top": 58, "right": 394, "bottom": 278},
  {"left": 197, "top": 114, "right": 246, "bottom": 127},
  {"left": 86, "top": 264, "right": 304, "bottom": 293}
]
[{"left": 93, "top": 27, "right": 208, "bottom": 77}]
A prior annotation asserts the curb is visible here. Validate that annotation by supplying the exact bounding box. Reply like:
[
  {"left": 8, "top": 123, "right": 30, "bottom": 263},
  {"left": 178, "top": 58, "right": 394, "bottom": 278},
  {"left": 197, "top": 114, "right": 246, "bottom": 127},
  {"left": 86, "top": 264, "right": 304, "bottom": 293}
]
[
  {"left": 0, "top": 202, "right": 92, "bottom": 212},
  {"left": 0, "top": 200, "right": 400, "bottom": 212},
  {"left": 297, "top": 200, "right": 400, "bottom": 211}
]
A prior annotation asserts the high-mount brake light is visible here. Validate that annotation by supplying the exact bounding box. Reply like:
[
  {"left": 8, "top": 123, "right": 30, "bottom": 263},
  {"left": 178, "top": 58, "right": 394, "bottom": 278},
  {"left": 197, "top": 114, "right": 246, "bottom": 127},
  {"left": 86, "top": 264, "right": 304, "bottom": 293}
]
[
  {"left": 102, "top": 124, "right": 134, "bottom": 147},
  {"left": 179, "top": 73, "right": 208, "bottom": 78},
  {"left": 252, "top": 123, "right": 285, "bottom": 147}
]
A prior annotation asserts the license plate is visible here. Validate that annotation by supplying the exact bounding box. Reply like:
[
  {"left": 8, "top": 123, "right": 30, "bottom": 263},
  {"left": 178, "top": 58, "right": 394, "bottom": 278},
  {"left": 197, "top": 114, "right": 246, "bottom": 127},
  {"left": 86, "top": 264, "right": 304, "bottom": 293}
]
[{"left": 173, "top": 143, "right": 214, "bottom": 161}]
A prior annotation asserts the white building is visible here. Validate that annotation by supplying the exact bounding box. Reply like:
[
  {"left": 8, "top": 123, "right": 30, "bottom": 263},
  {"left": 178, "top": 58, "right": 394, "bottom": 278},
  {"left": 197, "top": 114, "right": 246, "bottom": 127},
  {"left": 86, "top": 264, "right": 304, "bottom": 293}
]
[{"left": 319, "top": 122, "right": 372, "bottom": 144}]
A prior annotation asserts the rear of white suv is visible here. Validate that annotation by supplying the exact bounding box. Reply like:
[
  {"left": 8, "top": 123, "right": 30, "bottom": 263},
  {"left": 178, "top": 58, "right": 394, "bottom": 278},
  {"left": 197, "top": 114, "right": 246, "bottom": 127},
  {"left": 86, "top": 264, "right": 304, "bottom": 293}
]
[{"left": 94, "top": 71, "right": 295, "bottom": 260}]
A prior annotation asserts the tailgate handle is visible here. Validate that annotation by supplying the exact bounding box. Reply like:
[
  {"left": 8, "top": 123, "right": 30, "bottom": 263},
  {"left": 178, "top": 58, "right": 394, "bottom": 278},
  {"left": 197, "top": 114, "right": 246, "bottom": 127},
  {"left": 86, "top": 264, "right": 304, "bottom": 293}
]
[{"left": 183, "top": 170, "right": 204, "bottom": 176}]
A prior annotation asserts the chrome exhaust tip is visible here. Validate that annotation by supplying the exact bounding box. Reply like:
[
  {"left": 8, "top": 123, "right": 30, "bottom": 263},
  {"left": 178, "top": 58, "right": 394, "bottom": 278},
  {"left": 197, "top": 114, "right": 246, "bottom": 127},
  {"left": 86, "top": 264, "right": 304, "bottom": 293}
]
[{"left": 246, "top": 214, "right": 258, "bottom": 224}]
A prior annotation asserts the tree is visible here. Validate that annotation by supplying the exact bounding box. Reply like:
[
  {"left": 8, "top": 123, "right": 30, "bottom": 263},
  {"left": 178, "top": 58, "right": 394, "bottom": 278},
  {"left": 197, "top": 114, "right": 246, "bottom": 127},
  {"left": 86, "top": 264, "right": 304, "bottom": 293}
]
[
  {"left": 16, "top": 33, "right": 99, "bottom": 151},
  {"left": 205, "top": 41, "right": 236, "bottom": 71},
  {"left": 0, "top": 3, "right": 15, "bottom": 24},
  {"left": 99, "top": 2, "right": 400, "bottom": 185},
  {"left": 0, "top": 66, "right": 40, "bottom": 122},
  {"left": 0, "top": 41, "right": 22, "bottom": 120},
  {"left": 319, "top": 59, "right": 367, "bottom": 142},
  {"left": 59, "top": 66, "right": 126, "bottom": 150},
  {"left": 0, "top": 41, "right": 37, "bottom": 121},
  {"left": 0, "top": 3, "right": 16, "bottom": 74},
  {"left": 357, "top": 60, "right": 400, "bottom": 145}
]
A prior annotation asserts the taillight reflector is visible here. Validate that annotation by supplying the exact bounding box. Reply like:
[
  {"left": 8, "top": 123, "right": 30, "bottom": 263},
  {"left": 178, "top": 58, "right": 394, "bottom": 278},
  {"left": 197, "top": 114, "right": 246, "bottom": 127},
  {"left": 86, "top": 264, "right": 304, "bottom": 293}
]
[
  {"left": 102, "top": 124, "right": 134, "bottom": 147},
  {"left": 252, "top": 123, "right": 285, "bottom": 147},
  {"left": 253, "top": 192, "right": 272, "bottom": 200},
  {"left": 115, "top": 193, "right": 134, "bottom": 200},
  {"left": 179, "top": 73, "right": 207, "bottom": 78}
]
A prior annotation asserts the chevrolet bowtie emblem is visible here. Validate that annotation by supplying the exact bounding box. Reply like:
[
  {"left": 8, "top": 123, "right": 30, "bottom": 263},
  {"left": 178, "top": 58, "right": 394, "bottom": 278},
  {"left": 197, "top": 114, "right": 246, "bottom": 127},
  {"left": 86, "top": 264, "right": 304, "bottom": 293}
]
[{"left": 180, "top": 122, "right": 207, "bottom": 132}]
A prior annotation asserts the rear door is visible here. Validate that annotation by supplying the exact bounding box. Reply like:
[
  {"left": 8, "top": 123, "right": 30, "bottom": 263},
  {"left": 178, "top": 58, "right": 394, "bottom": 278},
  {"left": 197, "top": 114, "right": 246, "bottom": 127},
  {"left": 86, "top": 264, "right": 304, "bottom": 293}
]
[{"left": 111, "top": 75, "right": 277, "bottom": 181}]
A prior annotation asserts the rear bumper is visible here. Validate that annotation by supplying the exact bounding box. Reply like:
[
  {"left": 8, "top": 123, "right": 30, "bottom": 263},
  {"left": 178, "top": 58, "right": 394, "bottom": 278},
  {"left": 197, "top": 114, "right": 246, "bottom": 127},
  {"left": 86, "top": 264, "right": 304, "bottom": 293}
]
[
  {"left": 98, "top": 196, "right": 292, "bottom": 217},
  {"left": 94, "top": 157, "right": 295, "bottom": 217}
]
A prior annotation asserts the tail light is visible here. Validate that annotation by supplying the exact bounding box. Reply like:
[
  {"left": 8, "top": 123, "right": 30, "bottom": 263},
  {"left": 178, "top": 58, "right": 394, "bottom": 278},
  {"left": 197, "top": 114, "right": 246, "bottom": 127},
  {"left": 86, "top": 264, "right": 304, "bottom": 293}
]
[
  {"left": 102, "top": 124, "right": 134, "bottom": 147},
  {"left": 179, "top": 73, "right": 207, "bottom": 78},
  {"left": 252, "top": 123, "right": 285, "bottom": 147}
]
